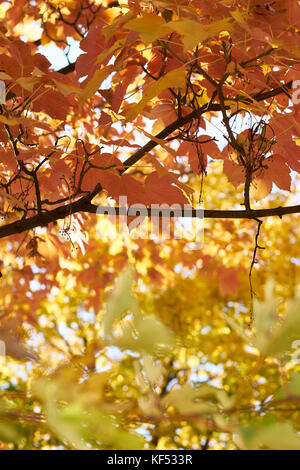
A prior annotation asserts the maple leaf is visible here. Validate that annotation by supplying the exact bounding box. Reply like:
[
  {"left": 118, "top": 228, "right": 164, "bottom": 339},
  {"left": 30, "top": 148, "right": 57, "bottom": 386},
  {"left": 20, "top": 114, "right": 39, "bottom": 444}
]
[
  {"left": 261, "top": 154, "right": 292, "bottom": 192},
  {"left": 125, "top": 67, "right": 186, "bottom": 121},
  {"left": 144, "top": 171, "right": 190, "bottom": 206},
  {"left": 126, "top": 13, "right": 171, "bottom": 44}
]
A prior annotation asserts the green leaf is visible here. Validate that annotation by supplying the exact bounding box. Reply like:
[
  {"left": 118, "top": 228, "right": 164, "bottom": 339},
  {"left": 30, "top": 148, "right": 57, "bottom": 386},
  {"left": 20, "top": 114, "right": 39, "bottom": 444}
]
[
  {"left": 237, "top": 416, "right": 300, "bottom": 450},
  {"left": 275, "top": 372, "right": 300, "bottom": 399},
  {"left": 103, "top": 266, "right": 139, "bottom": 337},
  {"left": 263, "top": 298, "right": 300, "bottom": 355},
  {"left": 115, "top": 314, "right": 176, "bottom": 355},
  {"left": 163, "top": 383, "right": 219, "bottom": 415}
]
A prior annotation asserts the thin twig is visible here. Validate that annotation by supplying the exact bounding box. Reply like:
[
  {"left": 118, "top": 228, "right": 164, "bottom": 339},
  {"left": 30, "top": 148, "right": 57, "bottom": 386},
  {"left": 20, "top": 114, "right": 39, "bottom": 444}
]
[{"left": 249, "top": 218, "right": 264, "bottom": 323}]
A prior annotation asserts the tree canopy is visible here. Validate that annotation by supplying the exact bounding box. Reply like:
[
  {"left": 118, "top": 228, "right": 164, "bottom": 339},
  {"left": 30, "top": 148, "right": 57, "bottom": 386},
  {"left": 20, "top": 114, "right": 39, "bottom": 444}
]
[{"left": 0, "top": 0, "right": 300, "bottom": 450}]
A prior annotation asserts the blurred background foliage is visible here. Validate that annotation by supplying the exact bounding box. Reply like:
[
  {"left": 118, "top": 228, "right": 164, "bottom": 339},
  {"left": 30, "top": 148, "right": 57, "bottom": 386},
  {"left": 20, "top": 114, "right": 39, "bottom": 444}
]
[{"left": 0, "top": 164, "right": 299, "bottom": 450}]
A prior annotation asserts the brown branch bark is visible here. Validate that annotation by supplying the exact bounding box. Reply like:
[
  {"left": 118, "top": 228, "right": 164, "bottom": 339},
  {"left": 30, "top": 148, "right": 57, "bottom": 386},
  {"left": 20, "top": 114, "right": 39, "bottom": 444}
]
[
  {"left": 57, "top": 62, "right": 76, "bottom": 74},
  {"left": 0, "top": 203, "right": 299, "bottom": 240}
]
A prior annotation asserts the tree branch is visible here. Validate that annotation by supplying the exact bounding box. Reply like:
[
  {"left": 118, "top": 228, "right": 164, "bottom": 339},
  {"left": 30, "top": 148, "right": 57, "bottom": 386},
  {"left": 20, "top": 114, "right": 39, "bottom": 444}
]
[
  {"left": 57, "top": 62, "right": 76, "bottom": 74},
  {"left": 0, "top": 203, "right": 299, "bottom": 240},
  {"left": 121, "top": 81, "right": 293, "bottom": 170}
]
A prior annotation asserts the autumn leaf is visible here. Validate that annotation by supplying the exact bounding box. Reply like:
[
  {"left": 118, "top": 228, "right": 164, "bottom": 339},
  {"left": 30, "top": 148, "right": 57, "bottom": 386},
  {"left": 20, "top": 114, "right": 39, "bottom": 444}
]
[
  {"left": 125, "top": 67, "right": 186, "bottom": 121},
  {"left": 78, "top": 66, "right": 114, "bottom": 104},
  {"left": 168, "top": 17, "right": 234, "bottom": 51},
  {"left": 126, "top": 13, "right": 171, "bottom": 44}
]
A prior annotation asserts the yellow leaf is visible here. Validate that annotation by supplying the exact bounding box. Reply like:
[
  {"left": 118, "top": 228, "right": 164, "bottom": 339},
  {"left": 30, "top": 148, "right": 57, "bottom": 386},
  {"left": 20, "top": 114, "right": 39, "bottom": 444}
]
[
  {"left": 238, "top": 417, "right": 300, "bottom": 450},
  {"left": 0, "top": 115, "right": 18, "bottom": 125},
  {"left": 125, "top": 67, "right": 186, "bottom": 122},
  {"left": 250, "top": 177, "right": 272, "bottom": 201},
  {"left": 163, "top": 384, "right": 218, "bottom": 415},
  {"left": 78, "top": 66, "right": 114, "bottom": 104},
  {"left": 0, "top": 115, "right": 51, "bottom": 130},
  {"left": 53, "top": 80, "right": 81, "bottom": 97},
  {"left": 187, "top": 86, "right": 209, "bottom": 107},
  {"left": 49, "top": 0, "right": 77, "bottom": 6},
  {"left": 96, "top": 40, "right": 124, "bottom": 65},
  {"left": 230, "top": 9, "right": 248, "bottom": 27},
  {"left": 16, "top": 77, "right": 38, "bottom": 92},
  {"left": 261, "top": 64, "right": 272, "bottom": 75},
  {"left": 142, "top": 355, "right": 163, "bottom": 387},
  {"left": 0, "top": 72, "right": 11, "bottom": 80},
  {"left": 126, "top": 13, "right": 171, "bottom": 44},
  {"left": 152, "top": 117, "right": 165, "bottom": 134},
  {"left": 168, "top": 18, "right": 233, "bottom": 51},
  {"left": 0, "top": 189, "right": 26, "bottom": 211},
  {"left": 102, "top": 11, "right": 135, "bottom": 41},
  {"left": 136, "top": 126, "right": 177, "bottom": 157},
  {"left": 273, "top": 38, "right": 300, "bottom": 58},
  {"left": 225, "top": 91, "right": 266, "bottom": 115}
]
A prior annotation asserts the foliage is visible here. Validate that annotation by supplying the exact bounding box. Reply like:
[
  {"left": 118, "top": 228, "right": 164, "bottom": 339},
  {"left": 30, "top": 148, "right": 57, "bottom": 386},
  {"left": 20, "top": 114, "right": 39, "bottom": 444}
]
[{"left": 0, "top": 0, "right": 299, "bottom": 450}]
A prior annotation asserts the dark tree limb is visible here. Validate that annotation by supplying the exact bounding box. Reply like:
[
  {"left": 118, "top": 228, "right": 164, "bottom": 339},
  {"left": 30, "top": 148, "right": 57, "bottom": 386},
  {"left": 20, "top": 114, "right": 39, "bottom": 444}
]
[
  {"left": 57, "top": 62, "right": 76, "bottom": 74},
  {"left": 0, "top": 202, "right": 299, "bottom": 240}
]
